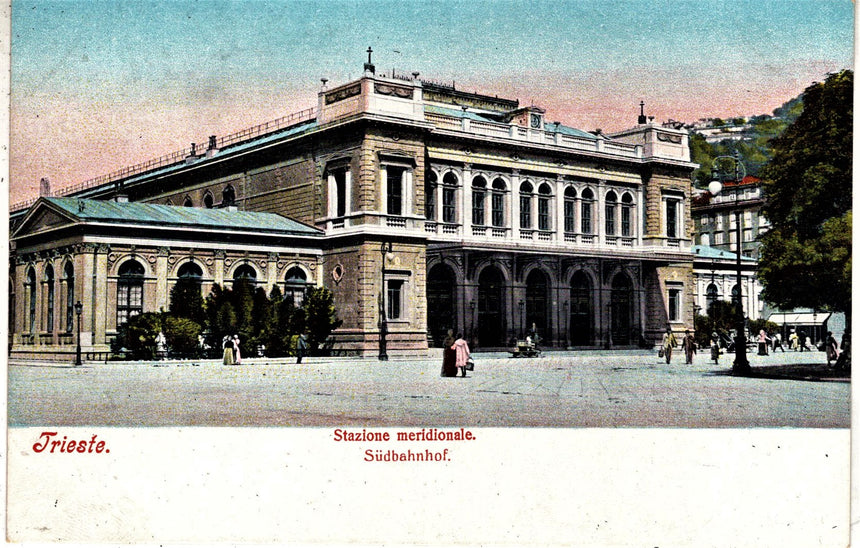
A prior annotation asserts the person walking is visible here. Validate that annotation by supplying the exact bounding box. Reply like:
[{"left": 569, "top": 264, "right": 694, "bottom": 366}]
[
  {"left": 798, "top": 329, "right": 808, "bottom": 352},
  {"left": 661, "top": 326, "right": 677, "bottom": 364},
  {"left": 710, "top": 332, "right": 720, "bottom": 365},
  {"left": 451, "top": 333, "right": 471, "bottom": 378},
  {"left": 682, "top": 329, "right": 696, "bottom": 364},
  {"left": 825, "top": 331, "right": 839, "bottom": 367},
  {"left": 757, "top": 329, "right": 770, "bottom": 356},
  {"left": 296, "top": 333, "right": 308, "bottom": 364},
  {"left": 222, "top": 334, "right": 234, "bottom": 365},
  {"left": 789, "top": 330, "right": 799, "bottom": 351},
  {"left": 440, "top": 329, "right": 457, "bottom": 377},
  {"left": 772, "top": 332, "right": 785, "bottom": 352}
]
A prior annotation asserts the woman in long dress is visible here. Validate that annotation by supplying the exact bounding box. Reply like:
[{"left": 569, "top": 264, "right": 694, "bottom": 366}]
[
  {"left": 233, "top": 335, "right": 242, "bottom": 365},
  {"left": 451, "top": 333, "right": 470, "bottom": 378},
  {"left": 222, "top": 335, "right": 234, "bottom": 365},
  {"left": 441, "top": 330, "right": 457, "bottom": 377}
]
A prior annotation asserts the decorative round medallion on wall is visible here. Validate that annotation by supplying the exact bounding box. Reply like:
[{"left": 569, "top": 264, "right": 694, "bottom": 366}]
[{"left": 332, "top": 264, "right": 344, "bottom": 284}]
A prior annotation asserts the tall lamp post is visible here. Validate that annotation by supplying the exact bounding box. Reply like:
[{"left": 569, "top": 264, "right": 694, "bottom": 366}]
[
  {"left": 378, "top": 241, "right": 393, "bottom": 361},
  {"left": 709, "top": 152, "right": 751, "bottom": 374},
  {"left": 74, "top": 301, "right": 83, "bottom": 366}
]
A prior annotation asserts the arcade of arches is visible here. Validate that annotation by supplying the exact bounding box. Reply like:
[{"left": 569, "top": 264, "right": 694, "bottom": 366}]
[{"left": 426, "top": 252, "right": 664, "bottom": 349}]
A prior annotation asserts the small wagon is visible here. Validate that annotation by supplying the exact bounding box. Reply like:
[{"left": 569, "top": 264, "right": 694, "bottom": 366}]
[{"left": 509, "top": 339, "right": 542, "bottom": 358}]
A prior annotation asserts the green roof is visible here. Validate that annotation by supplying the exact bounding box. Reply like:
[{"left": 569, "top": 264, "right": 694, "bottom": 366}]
[
  {"left": 692, "top": 244, "right": 755, "bottom": 262},
  {"left": 44, "top": 197, "right": 322, "bottom": 236}
]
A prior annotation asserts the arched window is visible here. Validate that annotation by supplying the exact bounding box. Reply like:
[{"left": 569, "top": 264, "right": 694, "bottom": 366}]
[
  {"left": 26, "top": 267, "right": 36, "bottom": 333},
  {"left": 222, "top": 185, "right": 236, "bottom": 206},
  {"left": 203, "top": 192, "right": 214, "bottom": 209},
  {"left": 45, "top": 265, "right": 55, "bottom": 333},
  {"left": 581, "top": 188, "right": 595, "bottom": 234},
  {"left": 472, "top": 175, "right": 487, "bottom": 226},
  {"left": 538, "top": 183, "right": 552, "bottom": 231},
  {"left": 117, "top": 260, "right": 145, "bottom": 326},
  {"left": 233, "top": 264, "right": 257, "bottom": 287},
  {"left": 64, "top": 262, "right": 75, "bottom": 332},
  {"left": 178, "top": 262, "right": 203, "bottom": 280},
  {"left": 441, "top": 171, "right": 458, "bottom": 224},
  {"left": 621, "top": 193, "right": 634, "bottom": 237},
  {"left": 183, "top": 196, "right": 193, "bottom": 207},
  {"left": 563, "top": 187, "right": 577, "bottom": 233},
  {"left": 425, "top": 170, "right": 438, "bottom": 221},
  {"left": 491, "top": 178, "right": 506, "bottom": 227},
  {"left": 284, "top": 266, "right": 308, "bottom": 308},
  {"left": 519, "top": 181, "right": 533, "bottom": 229},
  {"left": 605, "top": 191, "right": 618, "bottom": 236},
  {"left": 706, "top": 283, "right": 719, "bottom": 312}
]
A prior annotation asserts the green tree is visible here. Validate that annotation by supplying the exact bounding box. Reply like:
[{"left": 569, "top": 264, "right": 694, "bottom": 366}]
[
  {"left": 169, "top": 279, "right": 206, "bottom": 325},
  {"left": 163, "top": 316, "right": 203, "bottom": 356},
  {"left": 303, "top": 286, "right": 343, "bottom": 354},
  {"left": 758, "top": 70, "right": 852, "bottom": 322},
  {"left": 111, "top": 312, "right": 162, "bottom": 360}
]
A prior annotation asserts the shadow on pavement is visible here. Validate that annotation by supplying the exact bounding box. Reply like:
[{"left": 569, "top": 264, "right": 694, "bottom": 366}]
[{"left": 708, "top": 362, "right": 850, "bottom": 383}]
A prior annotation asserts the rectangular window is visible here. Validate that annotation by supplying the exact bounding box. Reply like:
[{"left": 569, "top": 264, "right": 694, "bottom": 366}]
[
  {"left": 581, "top": 202, "right": 592, "bottom": 234},
  {"left": 491, "top": 193, "right": 504, "bottom": 227},
  {"left": 442, "top": 188, "right": 456, "bottom": 224},
  {"left": 666, "top": 200, "right": 678, "bottom": 238},
  {"left": 538, "top": 197, "right": 550, "bottom": 231},
  {"left": 605, "top": 204, "right": 616, "bottom": 235},
  {"left": 520, "top": 196, "right": 531, "bottom": 229},
  {"left": 668, "top": 287, "right": 681, "bottom": 322},
  {"left": 334, "top": 170, "right": 347, "bottom": 217},
  {"left": 621, "top": 206, "right": 631, "bottom": 236},
  {"left": 564, "top": 200, "right": 575, "bottom": 232},
  {"left": 386, "top": 167, "right": 404, "bottom": 216},
  {"left": 472, "top": 191, "right": 485, "bottom": 225},
  {"left": 387, "top": 280, "right": 404, "bottom": 320}
]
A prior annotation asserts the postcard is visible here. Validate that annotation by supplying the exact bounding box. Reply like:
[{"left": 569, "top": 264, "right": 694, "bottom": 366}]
[{"left": 5, "top": 1, "right": 854, "bottom": 545}]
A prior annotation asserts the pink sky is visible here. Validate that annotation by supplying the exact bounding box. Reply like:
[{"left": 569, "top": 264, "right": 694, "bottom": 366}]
[{"left": 9, "top": 1, "right": 853, "bottom": 206}]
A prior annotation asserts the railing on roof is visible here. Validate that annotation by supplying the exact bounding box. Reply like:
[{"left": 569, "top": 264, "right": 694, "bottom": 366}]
[{"left": 10, "top": 106, "right": 318, "bottom": 213}]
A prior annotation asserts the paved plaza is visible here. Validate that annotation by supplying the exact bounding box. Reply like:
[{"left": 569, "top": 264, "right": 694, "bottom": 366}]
[{"left": 8, "top": 349, "right": 850, "bottom": 428}]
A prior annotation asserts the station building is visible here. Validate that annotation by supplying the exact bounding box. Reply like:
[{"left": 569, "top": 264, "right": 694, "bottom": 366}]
[{"left": 10, "top": 57, "right": 698, "bottom": 360}]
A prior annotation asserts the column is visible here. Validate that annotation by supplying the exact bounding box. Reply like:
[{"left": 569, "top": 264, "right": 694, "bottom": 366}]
[
  {"left": 510, "top": 170, "right": 520, "bottom": 238},
  {"left": 555, "top": 176, "right": 565, "bottom": 243},
  {"left": 92, "top": 245, "right": 109, "bottom": 346},
  {"left": 267, "top": 252, "right": 279, "bottom": 292},
  {"left": 462, "top": 163, "right": 472, "bottom": 234},
  {"left": 596, "top": 183, "right": 606, "bottom": 245},
  {"left": 213, "top": 250, "right": 226, "bottom": 286},
  {"left": 156, "top": 247, "right": 170, "bottom": 313}
]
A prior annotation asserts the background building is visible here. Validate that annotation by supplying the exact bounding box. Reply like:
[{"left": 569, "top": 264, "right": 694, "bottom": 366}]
[{"left": 10, "top": 58, "right": 698, "bottom": 360}]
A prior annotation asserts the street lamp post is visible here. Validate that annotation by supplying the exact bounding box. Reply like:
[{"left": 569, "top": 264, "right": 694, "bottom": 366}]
[
  {"left": 74, "top": 300, "right": 83, "bottom": 366},
  {"left": 709, "top": 152, "right": 751, "bottom": 374},
  {"left": 378, "top": 242, "right": 393, "bottom": 361}
]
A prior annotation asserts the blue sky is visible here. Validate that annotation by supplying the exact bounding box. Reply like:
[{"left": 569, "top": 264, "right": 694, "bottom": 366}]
[{"left": 10, "top": 0, "right": 854, "bottom": 202}]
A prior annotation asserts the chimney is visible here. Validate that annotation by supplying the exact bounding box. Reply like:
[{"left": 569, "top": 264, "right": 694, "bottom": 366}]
[
  {"left": 186, "top": 142, "right": 198, "bottom": 164},
  {"left": 39, "top": 177, "right": 52, "bottom": 197},
  {"left": 206, "top": 135, "right": 219, "bottom": 158},
  {"left": 638, "top": 101, "right": 647, "bottom": 125}
]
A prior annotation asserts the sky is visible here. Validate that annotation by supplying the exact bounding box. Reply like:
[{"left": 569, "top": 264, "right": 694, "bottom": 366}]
[{"left": 8, "top": 0, "right": 855, "bottom": 204}]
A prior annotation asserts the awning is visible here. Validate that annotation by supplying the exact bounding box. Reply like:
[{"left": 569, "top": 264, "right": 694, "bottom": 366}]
[{"left": 767, "top": 312, "right": 831, "bottom": 325}]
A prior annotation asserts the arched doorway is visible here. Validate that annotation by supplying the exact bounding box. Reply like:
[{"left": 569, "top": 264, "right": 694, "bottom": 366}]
[
  {"left": 525, "top": 269, "right": 549, "bottom": 340},
  {"left": 477, "top": 266, "right": 506, "bottom": 347},
  {"left": 427, "top": 263, "right": 456, "bottom": 347},
  {"left": 610, "top": 273, "right": 633, "bottom": 345},
  {"left": 569, "top": 271, "right": 593, "bottom": 346}
]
